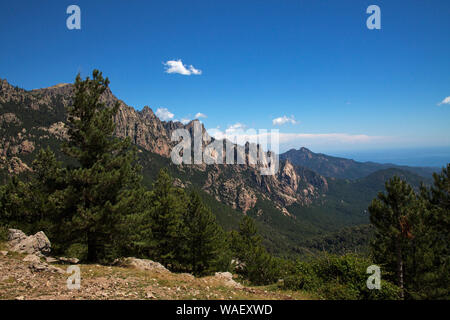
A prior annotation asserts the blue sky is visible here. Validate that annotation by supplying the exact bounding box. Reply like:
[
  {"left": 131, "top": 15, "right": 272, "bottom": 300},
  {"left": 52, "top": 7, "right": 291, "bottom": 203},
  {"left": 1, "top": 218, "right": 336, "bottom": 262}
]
[{"left": 1, "top": 0, "right": 449, "bottom": 164}]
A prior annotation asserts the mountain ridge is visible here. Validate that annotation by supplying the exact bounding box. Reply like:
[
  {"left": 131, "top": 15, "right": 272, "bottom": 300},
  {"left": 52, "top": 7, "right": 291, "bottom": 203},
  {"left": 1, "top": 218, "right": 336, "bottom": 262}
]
[{"left": 280, "top": 147, "right": 437, "bottom": 179}]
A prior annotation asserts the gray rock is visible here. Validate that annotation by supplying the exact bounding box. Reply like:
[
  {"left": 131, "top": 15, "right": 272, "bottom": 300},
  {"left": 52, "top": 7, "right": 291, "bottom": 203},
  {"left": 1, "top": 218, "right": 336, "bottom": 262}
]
[
  {"left": 45, "top": 256, "right": 58, "bottom": 263},
  {"left": 58, "top": 256, "right": 80, "bottom": 264},
  {"left": 7, "top": 228, "right": 27, "bottom": 244},
  {"left": 113, "top": 257, "right": 169, "bottom": 273},
  {"left": 8, "top": 229, "right": 51, "bottom": 256}
]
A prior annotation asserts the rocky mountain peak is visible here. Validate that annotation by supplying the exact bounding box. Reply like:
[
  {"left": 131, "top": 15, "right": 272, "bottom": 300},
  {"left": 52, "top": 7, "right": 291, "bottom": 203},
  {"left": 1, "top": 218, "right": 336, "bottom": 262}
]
[
  {"left": 141, "top": 105, "right": 155, "bottom": 116},
  {"left": 299, "top": 146, "right": 311, "bottom": 153}
]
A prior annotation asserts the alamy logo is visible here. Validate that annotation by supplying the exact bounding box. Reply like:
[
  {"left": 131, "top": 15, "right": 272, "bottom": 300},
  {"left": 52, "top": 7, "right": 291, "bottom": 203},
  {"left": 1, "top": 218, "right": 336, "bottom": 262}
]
[
  {"left": 366, "top": 265, "right": 381, "bottom": 290},
  {"left": 170, "top": 121, "right": 279, "bottom": 175},
  {"left": 67, "top": 265, "right": 81, "bottom": 290},
  {"left": 66, "top": 5, "right": 81, "bottom": 30},
  {"left": 366, "top": 5, "right": 381, "bottom": 30}
]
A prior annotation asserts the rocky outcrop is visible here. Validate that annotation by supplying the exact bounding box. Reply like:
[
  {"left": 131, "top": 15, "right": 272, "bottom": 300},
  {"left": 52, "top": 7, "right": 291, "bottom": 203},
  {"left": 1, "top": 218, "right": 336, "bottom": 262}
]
[
  {"left": 46, "top": 122, "right": 69, "bottom": 140},
  {"left": 8, "top": 229, "right": 51, "bottom": 257},
  {"left": 0, "top": 112, "right": 22, "bottom": 125},
  {"left": 0, "top": 156, "right": 31, "bottom": 174},
  {"left": 202, "top": 159, "right": 327, "bottom": 213},
  {"left": 6, "top": 229, "right": 75, "bottom": 273},
  {"left": 113, "top": 257, "right": 169, "bottom": 273},
  {"left": 113, "top": 105, "right": 174, "bottom": 156}
]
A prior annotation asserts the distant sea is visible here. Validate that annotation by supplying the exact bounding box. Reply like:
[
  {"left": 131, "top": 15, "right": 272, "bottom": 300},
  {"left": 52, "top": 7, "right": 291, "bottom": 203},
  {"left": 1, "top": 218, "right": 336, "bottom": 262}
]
[{"left": 330, "top": 147, "right": 450, "bottom": 168}]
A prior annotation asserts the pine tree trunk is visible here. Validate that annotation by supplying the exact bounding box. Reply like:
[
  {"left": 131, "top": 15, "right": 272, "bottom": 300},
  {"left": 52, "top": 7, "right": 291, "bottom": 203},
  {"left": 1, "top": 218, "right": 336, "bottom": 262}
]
[{"left": 396, "top": 242, "right": 404, "bottom": 299}]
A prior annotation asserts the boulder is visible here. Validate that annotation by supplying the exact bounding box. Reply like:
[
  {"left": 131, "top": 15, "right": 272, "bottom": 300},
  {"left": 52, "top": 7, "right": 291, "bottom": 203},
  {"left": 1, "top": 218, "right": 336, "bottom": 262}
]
[
  {"left": 8, "top": 229, "right": 51, "bottom": 256},
  {"left": 113, "top": 257, "right": 169, "bottom": 273}
]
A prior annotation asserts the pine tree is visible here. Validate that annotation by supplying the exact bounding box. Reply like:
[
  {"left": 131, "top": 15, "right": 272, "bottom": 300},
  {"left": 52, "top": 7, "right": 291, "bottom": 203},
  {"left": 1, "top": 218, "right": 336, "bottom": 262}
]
[
  {"left": 0, "top": 148, "right": 70, "bottom": 250},
  {"left": 0, "top": 176, "right": 30, "bottom": 230},
  {"left": 416, "top": 164, "right": 450, "bottom": 299},
  {"left": 231, "top": 215, "right": 279, "bottom": 285},
  {"left": 27, "top": 148, "right": 68, "bottom": 249},
  {"left": 62, "top": 70, "right": 142, "bottom": 263},
  {"left": 185, "top": 191, "right": 225, "bottom": 276},
  {"left": 148, "top": 168, "right": 187, "bottom": 269},
  {"left": 369, "top": 176, "right": 417, "bottom": 299}
]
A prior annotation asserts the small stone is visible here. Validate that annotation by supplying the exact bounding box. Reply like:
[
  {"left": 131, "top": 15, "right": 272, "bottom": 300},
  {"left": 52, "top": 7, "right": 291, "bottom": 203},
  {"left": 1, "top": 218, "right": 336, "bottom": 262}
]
[
  {"left": 46, "top": 256, "right": 58, "bottom": 263},
  {"left": 0, "top": 251, "right": 7, "bottom": 256},
  {"left": 58, "top": 256, "right": 79, "bottom": 264}
]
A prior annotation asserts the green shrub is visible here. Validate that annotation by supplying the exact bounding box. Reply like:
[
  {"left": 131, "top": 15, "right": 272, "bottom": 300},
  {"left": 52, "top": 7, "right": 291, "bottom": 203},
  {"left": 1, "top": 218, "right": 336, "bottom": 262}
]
[
  {"left": 0, "top": 224, "right": 8, "bottom": 242},
  {"left": 319, "top": 281, "right": 360, "bottom": 300},
  {"left": 283, "top": 254, "right": 401, "bottom": 300},
  {"left": 284, "top": 273, "right": 319, "bottom": 291},
  {"left": 363, "top": 280, "right": 402, "bottom": 300},
  {"left": 65, "top": 243, "right": 88, "bottom": 261}
]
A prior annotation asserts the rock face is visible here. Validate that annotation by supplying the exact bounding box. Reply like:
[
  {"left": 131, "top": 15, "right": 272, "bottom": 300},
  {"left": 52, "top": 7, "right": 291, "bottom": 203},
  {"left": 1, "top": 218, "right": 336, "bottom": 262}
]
[
  {"left": 202, "top": 159, "right": 327, "bottom": 214},
  {"left": 113, "top": 257, "right": 169, "bottom": 273},
  {"left": 8, "top": 229, "right": 51, "bottom": 257},
  {"left": 0, "top": 112, "right": 22, "bottom": 125}
]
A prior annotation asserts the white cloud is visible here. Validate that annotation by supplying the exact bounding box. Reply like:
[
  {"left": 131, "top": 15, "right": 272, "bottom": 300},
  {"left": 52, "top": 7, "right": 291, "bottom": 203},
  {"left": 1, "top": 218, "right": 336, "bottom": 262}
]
[
  {"left": 272, "top": 115, "right": 297, "bottom": 126},
  {"left": 163, "top": 59, "right": 202, "bottom": 76},
  {"left": 207, "top": 123, "right": 247, "bottom": 142},
  {"left": 189, "top": 65, "right": 202, "bottom": 75},
  {"left": 155, "top": 107, "right": 174, "bottom": 121},
  {"left": 195, "top": 112, "right": 207, "bottom": 119},
  {"left": 228, "top": 123, "right": 246, "bottom": 130},
  {"left": 180, "top": 118, "right": 191, "bottom": 124},
  {"left": 437, "top": 96, "right": 450, "bottom": 106}
]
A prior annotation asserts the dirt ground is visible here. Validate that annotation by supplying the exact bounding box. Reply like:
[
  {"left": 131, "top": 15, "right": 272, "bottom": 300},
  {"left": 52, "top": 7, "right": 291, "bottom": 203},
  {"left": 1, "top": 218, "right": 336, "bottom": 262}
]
[{"left": 0, "top": 249, "right": 311, "bottom": 300}]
